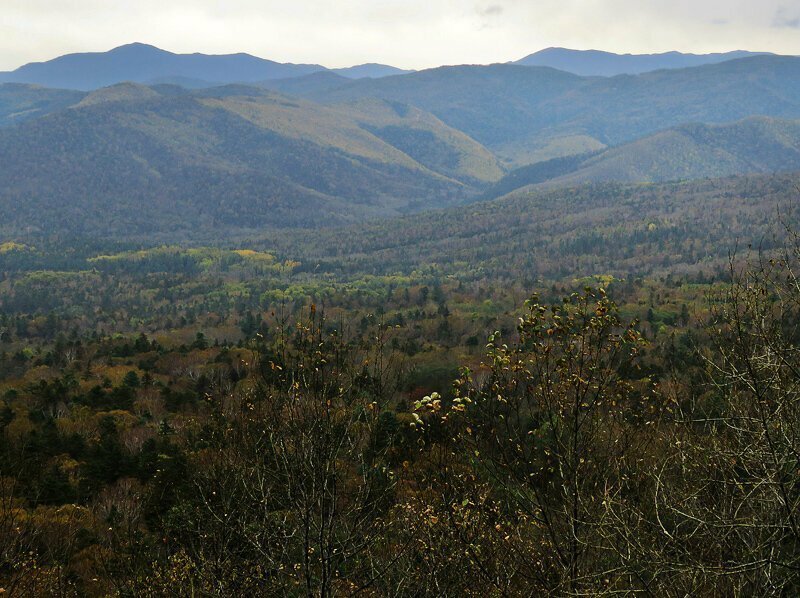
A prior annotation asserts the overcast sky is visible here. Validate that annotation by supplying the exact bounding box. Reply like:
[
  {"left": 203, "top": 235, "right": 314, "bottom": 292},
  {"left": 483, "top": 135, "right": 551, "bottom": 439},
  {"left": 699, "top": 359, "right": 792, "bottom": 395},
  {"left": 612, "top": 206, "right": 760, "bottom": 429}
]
[{"left": 1, "top": 0, "right": 799, "bottom": 71}]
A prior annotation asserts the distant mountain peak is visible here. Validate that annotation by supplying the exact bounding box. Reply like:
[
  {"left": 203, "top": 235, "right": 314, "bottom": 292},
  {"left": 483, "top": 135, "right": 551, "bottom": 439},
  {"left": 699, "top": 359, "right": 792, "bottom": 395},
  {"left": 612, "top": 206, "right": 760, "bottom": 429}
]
[
  {"left": 0, "top": 44, "right": 412, "bottom": 90},
  {"left": 0, "top": 43, "right": 326, "bottom": 90},
  {"left": 332, "top": 63, "right": 414, "bottom": 79},
  {"left": 515, "top": 47, "right": 773, "bottom": 76},
  {"left": 110, "top": 42, "right": 162, "bottom": 51}
]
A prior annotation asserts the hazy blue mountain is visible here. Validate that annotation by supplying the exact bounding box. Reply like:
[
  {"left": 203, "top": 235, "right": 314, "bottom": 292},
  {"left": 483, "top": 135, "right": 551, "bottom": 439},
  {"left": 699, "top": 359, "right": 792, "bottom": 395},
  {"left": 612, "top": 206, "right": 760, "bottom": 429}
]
[
  {"left": 5, "top": 52, "right": 800, "bottom": 170},
  {"left": 0, "top": 44, "right": 413, "bottom": 91},
  {"left": 515, "top": 47, "right": 772, "bottom": 76},
  {"left": 332, "top": 64, "right": 414, "bottom": 79},
  {"left": 299, "top": 64, "right": 586, "bottom": 148},
  {"left": 536, "top": 56, "right": 800, "bottom": 146},
  {"left": 0, "top": 43, "right": 326, "bottom": 90},
  {"left": 5, "top": 45, "right": 800, "bottom": 226},
  {"left": 301, "top": 55, "right": 800, "bottom": 163}
]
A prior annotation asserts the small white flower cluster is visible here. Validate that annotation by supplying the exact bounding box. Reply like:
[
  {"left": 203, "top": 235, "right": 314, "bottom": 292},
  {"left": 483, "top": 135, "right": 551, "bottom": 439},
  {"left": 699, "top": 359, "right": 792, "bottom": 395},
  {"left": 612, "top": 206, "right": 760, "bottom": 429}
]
[{"left": 411, "top": 391, "right": 442, "bottom": 427}]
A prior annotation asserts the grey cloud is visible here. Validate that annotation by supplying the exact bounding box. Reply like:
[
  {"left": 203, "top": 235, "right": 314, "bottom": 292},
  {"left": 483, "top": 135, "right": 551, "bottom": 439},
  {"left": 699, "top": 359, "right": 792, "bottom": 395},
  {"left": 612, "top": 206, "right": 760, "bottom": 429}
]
[
  {"left": 478, "top": 4, "right": 504, "bottom": 17},
  {"left": 3, "top": 0, "right": 800, "bottom": 72},
  {"left": 773, "top": 7, "right": 800, "bottom": 28}
]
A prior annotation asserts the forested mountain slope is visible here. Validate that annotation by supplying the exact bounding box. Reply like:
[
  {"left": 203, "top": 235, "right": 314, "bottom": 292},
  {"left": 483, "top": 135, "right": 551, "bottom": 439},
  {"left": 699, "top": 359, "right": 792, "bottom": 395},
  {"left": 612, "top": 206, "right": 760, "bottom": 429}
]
[
  {"left": 548, "top": 117, "right": 800, "bottom": 186},
  {"left": 277, "top": 63, "right": 586, "bottom": 152},
  {"left": 0, "top": 84, "right": 501, "bottom": 238},
  {"left": 481, "top": 117, "right": 800, "bottom": 197},
  {"left": 5, "top": 55, "right": 800, "bottom": 169},
  {"left": 3, "top": 54, "right": 800, "bottom": 243},
  {"left": 291, "top": 56, "right": 800, "bottom": 163},
  {"left": 263, "top": 172, "right": 800, "bottom": 280}
]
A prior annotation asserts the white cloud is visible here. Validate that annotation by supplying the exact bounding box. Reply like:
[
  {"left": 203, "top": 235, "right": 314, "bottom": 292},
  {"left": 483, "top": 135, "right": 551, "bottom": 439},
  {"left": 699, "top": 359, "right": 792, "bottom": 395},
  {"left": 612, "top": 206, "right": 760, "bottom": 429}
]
[{"left": 0, "top": 0, "right": 798, "bottom": 71}]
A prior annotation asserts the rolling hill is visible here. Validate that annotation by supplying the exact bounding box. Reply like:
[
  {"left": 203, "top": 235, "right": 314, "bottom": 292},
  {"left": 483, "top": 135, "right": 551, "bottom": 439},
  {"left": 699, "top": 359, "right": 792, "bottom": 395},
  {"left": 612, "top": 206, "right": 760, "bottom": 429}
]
[
  {"left": 290, "top": 63, "right": 587, "bottom": 152},
  {"left": 6, "top": 47, "right": 800, "bottom": 169},
  {"left": 0, "top": 84, "right": 502, "bottom": 239},
  {"left": 4, "top": 47, "right": 800, "bottom": 244},
  {"left": 292, "top": 55, "right": 800, "bottom": 164},
  {"left": 546, "top": 117, "right": 800, "bottom": 186},
  {"left": 480, "top": 117, "right": 800, "bottom": 197},
  {"left": 533, "top": 56, "right": 800, "bottom": 146},
  {"left": 262, "top": 172, "right": 800, "bottom": 281}
]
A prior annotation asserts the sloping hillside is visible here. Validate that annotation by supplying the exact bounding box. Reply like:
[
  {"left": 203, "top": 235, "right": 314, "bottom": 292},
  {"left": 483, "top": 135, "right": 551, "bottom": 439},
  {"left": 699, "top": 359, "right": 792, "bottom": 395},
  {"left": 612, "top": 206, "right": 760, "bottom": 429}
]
[
  {"left": 7, "top": 55, "right": 800, "bottom": 170},
  {"left": 549, "top": 117, "right": 800, "bottom": 186},
  {"left": 536, "top": 56, "right": 800, "bottom": 146},
  {"left": 481, "top": 117, "right": 800, "bottom": 197},
  {"left": 0, "top": 85, "right": 502, "bottom": 238},
  {"left": 263, "top": 172, "right": 800, "bottom": 280},
  {"left": 291, "top": 56, "right": 800, "bottom": 164},
  {"left": 282, "top": 64, "right": 586, "bottom": 150}
]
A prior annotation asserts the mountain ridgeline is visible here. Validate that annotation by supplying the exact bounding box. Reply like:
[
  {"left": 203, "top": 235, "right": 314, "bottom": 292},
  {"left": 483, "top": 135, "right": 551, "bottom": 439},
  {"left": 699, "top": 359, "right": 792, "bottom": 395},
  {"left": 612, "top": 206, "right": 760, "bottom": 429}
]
[
  {"left": 283, "top": 55, "right": 800, "bottom": 163},
  {"left": 1, "top": 44, "right": 800, "bottom": 240},
  {"left": 481, "top": 117, "right": 800, "bottom": 198},
  {"left": 514, "top": 47, "right": 771, "bottom": 76},
  {"left": 0, "top": 84, "right": 502, "bottom": 238},
  {"left": 0, "top": 44, "right": 775, "bottom": 90},
  {"left": 0, "top": 43, "right": 410, "bottom": 90}
]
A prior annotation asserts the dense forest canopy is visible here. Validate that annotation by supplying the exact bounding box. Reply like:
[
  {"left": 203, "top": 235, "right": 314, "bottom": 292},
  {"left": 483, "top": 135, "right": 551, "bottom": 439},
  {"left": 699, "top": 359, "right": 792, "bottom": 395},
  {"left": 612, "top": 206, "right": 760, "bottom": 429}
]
[{"left": 3, "top": 41, "right": 800, "bottom": 596}]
